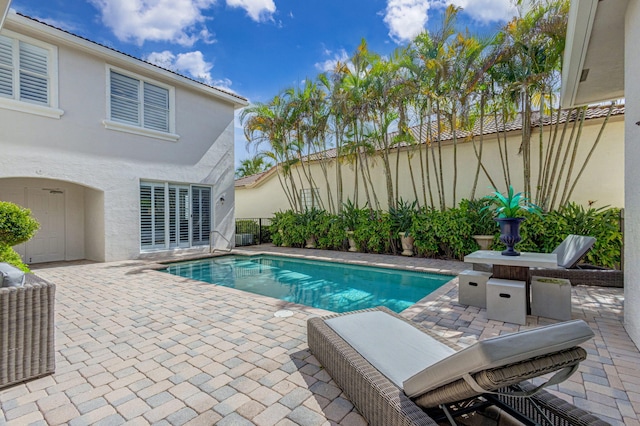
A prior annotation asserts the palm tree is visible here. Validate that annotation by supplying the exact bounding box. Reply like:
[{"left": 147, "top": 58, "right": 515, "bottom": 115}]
[
  {"left": 235, "top": 156, "right": 273, "bottom": 178},
  {"left": 241, "top": 95, "right": 300, "bottom": 211}
]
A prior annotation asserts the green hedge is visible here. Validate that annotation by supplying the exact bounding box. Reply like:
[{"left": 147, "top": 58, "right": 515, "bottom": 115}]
[
  {"left": 0, "top": 201, "right": 40, "bottom": 271},
  {"left": 268, "top": 201, "right": 622, "bottom": 268}
]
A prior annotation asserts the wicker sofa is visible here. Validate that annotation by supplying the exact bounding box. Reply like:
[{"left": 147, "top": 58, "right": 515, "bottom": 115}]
[
  {"left": 0, "top": 274, "right": 56, "bottom": 389},
  {"left": 308, "top": 307, "right": 610, "bottom": 426}
]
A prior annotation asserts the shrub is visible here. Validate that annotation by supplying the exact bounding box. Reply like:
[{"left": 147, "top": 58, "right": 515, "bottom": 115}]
[
  {"left": 0, "top": 244, "right": 30, "bottom": 272},
  {"left": 353, "top": 211, "right": 393, "bottom": 254},
  {"left": 0, "top": 201, "right": 39, "bottom": 247}
]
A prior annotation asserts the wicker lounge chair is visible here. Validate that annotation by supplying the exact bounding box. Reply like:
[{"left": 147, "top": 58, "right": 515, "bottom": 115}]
[
  {"left": 308, "top": 307, "right": 609, "bottom": 425},
  {"left": 531, "top": 235, "right": 623, "bottom": 287},
  {"left": 0, "top": 274, "right": 56, "bottom": 389}
]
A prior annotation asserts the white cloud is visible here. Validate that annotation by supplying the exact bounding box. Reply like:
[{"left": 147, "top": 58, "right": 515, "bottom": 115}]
[
  {"left": 383, "top": 0, "right": 518, "bottom": 44},
  {"left": 314, "top": 49, "right": 349, "bottom": 72},
  {"left": 89, "top": 0, "right": 216, "bottom": 46},
  {"left": 226, "top": 0, "right": 276, "bottom": 22},
  {"left": 145, "top": 50, "right": 218, "bottom": 86},
  {"left": 384, "top": 0, "right": 432, "bottom": 44},
  {"left": 448, "top": 0, "right": 518, "bottom": 24}
]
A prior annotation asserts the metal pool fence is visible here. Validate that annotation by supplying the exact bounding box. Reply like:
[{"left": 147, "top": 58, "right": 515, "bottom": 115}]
[{"left": 235, "top": 218, "right": 272, "bottom": 246}]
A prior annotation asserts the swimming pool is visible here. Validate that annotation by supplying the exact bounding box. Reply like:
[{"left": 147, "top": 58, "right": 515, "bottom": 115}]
[{"left": 163, "top": 255, "right": 453, "bottom": 313}]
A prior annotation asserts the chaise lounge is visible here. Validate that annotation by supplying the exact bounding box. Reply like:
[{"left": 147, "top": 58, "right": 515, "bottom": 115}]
[
  {"left": 531, "top": 235, "right": 622, "bottom": 287},
  {"left": 308, "top": 307, "right": 609, "bottom": 425}
]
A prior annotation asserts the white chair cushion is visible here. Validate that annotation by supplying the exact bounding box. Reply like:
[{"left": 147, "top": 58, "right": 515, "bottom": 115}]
[{"left": 325, "top": 311, "right": 455, "bottom": 388}]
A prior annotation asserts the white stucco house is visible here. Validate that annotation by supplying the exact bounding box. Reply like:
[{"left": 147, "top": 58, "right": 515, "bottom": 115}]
[
  {"left": 0, "top": 7, "right": 248, "bottom": 263},
  {"left": 562, "top": 0, "right": 639, "bottom": 348}
]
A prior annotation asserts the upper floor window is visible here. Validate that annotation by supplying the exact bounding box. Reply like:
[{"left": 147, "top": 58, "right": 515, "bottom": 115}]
[
  {"left": 0, "top": 32, "right": 61, "bottom": 118},
  {"left": 106, "top": 68, "right": 177, "bottom": 140}
]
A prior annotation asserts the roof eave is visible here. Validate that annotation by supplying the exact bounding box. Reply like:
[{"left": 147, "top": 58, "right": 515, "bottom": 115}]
[
  {"left": 3, "top": 12, "right": 248, "bottom": 108},
  {"left": 561, "top": 0, "right": 628, "bottom": 108},
  {"left": 0, "top": 0, "right": 10, "bottom": 29},
  {"left": 561, "top": 0, "right": 598, "bottom": 108}
]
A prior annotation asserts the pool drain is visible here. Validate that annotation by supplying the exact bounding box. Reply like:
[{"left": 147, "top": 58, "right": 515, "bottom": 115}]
[{"left": 274, "top": 310, "right": 294, "bottom": 318}]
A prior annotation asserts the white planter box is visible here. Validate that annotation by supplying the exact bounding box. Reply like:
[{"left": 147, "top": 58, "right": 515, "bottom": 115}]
[
  {"left": 487, "top": 278, "right": 527, "bottom": 325},
  {"left": 458, "top": 270, "right": 492, "bottom": 308},
  {"left": 531, "top": 276, "right": 572, "bottom": 321}
]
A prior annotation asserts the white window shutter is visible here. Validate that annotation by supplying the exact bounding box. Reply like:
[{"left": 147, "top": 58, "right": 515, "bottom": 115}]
[
  {"left": 18, "top": 41, "right": 49, "bottom": 105},
  {"left": 143, "top": 82, "right": 169, "bottom": 132},
  {"left": 140, "top": 184, "right": 153, "bottom": 249},
  {"left": 111, "top": 71, "right": 140, "bottom": 125},
  {"left": 0, "top": 35, "right": 13, "bottom": 98}
]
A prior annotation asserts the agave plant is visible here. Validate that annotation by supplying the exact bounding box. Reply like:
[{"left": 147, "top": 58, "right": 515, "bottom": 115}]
[{"left": 483, "top": 186, "right": 542, "bottom": 218}]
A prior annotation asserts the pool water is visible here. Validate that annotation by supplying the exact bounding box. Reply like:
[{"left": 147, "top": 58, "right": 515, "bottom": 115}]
[{"left": 163, "top": 255, "right": 453, "bottom": 313}]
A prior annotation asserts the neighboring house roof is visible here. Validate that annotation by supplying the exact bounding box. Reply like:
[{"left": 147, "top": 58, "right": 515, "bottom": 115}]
[
  {"left": 236, "top": 104, "right": 624, "bottom": 189},
  {"left": 235, "top": 170, "right": 272, "bottom": 187},
  {"left": 3, "top": 11, "right": 248, "bottom": 108}
]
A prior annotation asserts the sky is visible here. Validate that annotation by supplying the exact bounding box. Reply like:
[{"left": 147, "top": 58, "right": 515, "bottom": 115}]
[{"left": 9, "top": 0, "right": 521, "bottom": 168}]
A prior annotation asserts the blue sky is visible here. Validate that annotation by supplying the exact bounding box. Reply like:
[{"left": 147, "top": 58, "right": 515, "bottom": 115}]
[{"left": 10, "top": 0, "right": 520, "bottom": 168}]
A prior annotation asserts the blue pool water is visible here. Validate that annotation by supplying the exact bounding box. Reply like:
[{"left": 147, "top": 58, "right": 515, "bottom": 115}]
[{"left": 163, "top": 255, "right": 453, "bottom": 313}]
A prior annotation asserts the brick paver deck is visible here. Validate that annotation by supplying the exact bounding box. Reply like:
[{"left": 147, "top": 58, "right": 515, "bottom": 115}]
[{"left": 1, "top": 245, "right": 637, "bottom": 425}]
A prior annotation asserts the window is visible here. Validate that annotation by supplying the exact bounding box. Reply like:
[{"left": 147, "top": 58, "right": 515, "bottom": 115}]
[
  {"left": 0, "top": 32, "right": 61, "bottom": 118},
  {"left": 300, "top": 188, "right": 320, "bottom": 210},
  {"left": 107, "top": 68, "right": 177, "bottom": 140},
  {"left": 140, "top": 182, "right": 212, "bottom": 250}
]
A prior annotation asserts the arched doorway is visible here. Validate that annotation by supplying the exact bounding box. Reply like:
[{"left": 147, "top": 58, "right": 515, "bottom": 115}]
[{"left": 0, "top": 177, "right": 104, "bottom": 263}]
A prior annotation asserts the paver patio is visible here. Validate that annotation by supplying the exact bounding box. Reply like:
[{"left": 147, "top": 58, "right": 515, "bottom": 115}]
[{"left": 1, "top": 245, "right": 638, "bottom": 425}]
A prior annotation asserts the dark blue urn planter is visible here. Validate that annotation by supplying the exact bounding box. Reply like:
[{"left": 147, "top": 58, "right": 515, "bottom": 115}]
[{"left": 495, "top": 217, "right": 525, "bottom": 256}]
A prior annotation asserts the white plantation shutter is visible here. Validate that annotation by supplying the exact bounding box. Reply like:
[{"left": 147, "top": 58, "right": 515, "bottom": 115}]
[
  {"left": 19, "top": 41, "right": 49, "bottom": 104},
  {"left": 110, "top": 71, "right": 140, "bottom": 125},
  {"left": 0, "top": 35, "right": 52, "bottom": 105},
  {"left": 140, "top": 182, "right": 166, "bottom": 249},
  {"left": 191, "top": 186, "right": 211, "bottom": 245},
  {"left": 110, "top": 70, "right": 171, "bottom": 133},
  {"left": 143, "top": 82, "right": 169, "bottom": 132},
  {"left": 0, "top": 35, "right": 13, "bottom": 98}
]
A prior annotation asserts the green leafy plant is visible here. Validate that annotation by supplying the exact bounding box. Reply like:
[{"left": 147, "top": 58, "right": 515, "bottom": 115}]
[
  {"left": 483, "top": 186, "right": 542, "bottom": 218},
  {"left": 0, "top": 201, "right": 40, "bottom": 247},
  {"left": 0, "top": 201, "right": 40, "bottom": 272},
  {"left": 461, "top": 198, "right": 497, "bottom": 236},
  {"left": 341, "top": 199, "right": 367, "bottom": 232},
  {"left": 389, "top": 199, "right": 418, "bottom": 237}
]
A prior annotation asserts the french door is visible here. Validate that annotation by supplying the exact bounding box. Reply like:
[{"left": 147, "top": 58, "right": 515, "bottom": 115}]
[
  {"left": 191, "top": 186, "right": 211, "bottom": 246},
  {"left": 140, "top": 183, "right": 212, "bottom": 250},
  {"left": 169, "top": 186, "right": 190, "bottom": 248}
]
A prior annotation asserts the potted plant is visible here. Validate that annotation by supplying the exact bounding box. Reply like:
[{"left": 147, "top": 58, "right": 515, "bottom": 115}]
[
  {"left": 389, "top": 199, "right": 417, "bottom": 256},
  {"left": 341, "top": 200, "right": 364, "bottom": 252},
  {"left": 463, "top": 199, "right": 497, "bottom": 250},
  {"left": 483, "top": 186, "right": 542, "bottom": 256},
  {"left": 300, "top": 207, "right": 323, "bottom": 248}
]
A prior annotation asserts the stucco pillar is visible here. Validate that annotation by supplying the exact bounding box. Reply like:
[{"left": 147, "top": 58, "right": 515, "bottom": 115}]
[{"left": 624, "top": 0, "right": 640, "bottom": 348}]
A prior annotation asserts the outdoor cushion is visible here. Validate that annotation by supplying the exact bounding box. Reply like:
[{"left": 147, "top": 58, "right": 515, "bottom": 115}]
[
  {"left": 554, "top": 235, "right": 596, "bottom": 268},
  {"left": 0, "top": 262, "right": 25, "bottom": 288},
  {"left": 325, "top": 311, "right": 456, "bottom": 388},
  {"left": 403, "top": 319, "right": 594, "bottom": 397}
]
